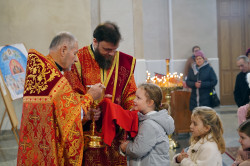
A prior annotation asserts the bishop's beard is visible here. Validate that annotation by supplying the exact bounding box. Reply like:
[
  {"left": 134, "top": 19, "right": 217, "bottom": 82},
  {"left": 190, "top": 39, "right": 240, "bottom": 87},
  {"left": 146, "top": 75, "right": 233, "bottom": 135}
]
[{"left": 94, "top": 48, "right": 113, "bottom": 70}]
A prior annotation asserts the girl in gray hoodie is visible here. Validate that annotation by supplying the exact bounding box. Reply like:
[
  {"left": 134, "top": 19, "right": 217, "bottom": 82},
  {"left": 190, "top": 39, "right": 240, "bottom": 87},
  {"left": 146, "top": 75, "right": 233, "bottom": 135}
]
[{"left": 120, "top": 83, "right": 175, "bottom": 166}]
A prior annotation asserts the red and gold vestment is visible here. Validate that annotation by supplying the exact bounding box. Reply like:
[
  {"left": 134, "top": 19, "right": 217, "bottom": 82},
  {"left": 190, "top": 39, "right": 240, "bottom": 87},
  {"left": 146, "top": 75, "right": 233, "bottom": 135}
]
[
  {"left": 17, "top": 49, "right": 93, "bottom": 166},
  {"left": 70, "top": 45, "right": 137, "bottom": 166}
]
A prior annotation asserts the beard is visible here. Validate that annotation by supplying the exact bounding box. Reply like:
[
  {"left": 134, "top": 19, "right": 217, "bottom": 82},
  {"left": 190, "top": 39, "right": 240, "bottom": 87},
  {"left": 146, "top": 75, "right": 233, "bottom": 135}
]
[{"left": 94, "top": 47, "right": 113, "bottom": 70}]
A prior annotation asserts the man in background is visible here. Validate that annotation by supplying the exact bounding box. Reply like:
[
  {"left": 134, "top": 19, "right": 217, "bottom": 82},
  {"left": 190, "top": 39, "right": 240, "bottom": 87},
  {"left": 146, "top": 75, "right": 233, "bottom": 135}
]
[
  {"left": 17, "top": 32, "right": 104, "bottom": 165},
  {"left": 234, "top": 55, "right": 250, "bottom": 107}
]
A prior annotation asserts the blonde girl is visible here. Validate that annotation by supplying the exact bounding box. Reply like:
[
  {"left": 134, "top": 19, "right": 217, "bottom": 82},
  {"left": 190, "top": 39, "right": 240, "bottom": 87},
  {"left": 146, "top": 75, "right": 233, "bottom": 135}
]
[{"left": 173, "top": 106, "right": 225, "bottom": 166}]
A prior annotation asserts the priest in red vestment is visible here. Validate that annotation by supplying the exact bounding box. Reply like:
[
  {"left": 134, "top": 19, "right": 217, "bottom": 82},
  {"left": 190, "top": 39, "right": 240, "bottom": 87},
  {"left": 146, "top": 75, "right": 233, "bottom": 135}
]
[
  {"left": 68, "top": 22, "right": 137, "bottom": 166},
  {"left": 17, "top": 32, "right": 104, "bottom": 166}
]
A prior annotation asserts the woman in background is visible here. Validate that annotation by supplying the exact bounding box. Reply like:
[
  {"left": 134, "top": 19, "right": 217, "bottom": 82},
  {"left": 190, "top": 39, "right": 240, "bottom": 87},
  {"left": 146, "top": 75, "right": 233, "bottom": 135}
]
[{"left": 186, "top": 50, "right": 217, "bottom": 111}]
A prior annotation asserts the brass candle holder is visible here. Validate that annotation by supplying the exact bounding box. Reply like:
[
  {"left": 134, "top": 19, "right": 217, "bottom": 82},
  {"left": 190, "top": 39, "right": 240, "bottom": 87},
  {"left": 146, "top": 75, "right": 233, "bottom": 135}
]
[{"left": 85, "top": 86, "right": 105, "bottom": 148}]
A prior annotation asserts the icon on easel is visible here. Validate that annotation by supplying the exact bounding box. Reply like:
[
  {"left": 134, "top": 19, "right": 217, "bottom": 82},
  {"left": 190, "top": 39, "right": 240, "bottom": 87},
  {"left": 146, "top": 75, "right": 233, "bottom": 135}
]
[
  {"left": 0, "top": 44, "right": 27, "bottom": 100},
  {"left": 0, "top": 43, "right": 28, "bottom": 143}
]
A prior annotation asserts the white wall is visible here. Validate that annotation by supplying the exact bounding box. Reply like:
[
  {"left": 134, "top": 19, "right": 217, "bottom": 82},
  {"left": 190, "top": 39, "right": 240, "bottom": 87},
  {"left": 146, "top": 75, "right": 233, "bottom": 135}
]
[
  {"left": 172, "top": 0, "right": 218, "bottom": 60},
  {"left": 143, "top": 0, "right": 170, "bottom": 60},
  {"left": 0, "top": 0, "right": 92, "bottom": 55},
  {"left": 100, "top": 0, "right": 135, "bottom": 56},
  {"left": 0, "top": 0, "right": 92, "bottom": 130}
]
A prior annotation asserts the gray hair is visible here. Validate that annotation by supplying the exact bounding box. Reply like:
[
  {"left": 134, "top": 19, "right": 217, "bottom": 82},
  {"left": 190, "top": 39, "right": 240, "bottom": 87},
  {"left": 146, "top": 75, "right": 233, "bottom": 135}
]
[
  {"left": 49, "top": 31, "right": 77, "bottom": 50},
  {"left": 237, "top": 55, "right": 249, "bottom": 63}
]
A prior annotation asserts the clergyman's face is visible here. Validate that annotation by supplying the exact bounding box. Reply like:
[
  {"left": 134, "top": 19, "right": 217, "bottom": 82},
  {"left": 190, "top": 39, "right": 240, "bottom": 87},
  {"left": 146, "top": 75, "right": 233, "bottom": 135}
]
[
  {"left": 63, "top": 41, "right": 78, "bottom": 70},
  {"left": 93, "top": 39, "right": 118, "bottom": 69}
]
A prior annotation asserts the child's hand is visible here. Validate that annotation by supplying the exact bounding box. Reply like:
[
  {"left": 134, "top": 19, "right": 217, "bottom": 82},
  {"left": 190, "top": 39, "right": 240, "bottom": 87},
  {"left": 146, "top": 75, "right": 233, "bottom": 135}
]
[
  {"left": 120, "top": 140, "right": 129, "bottom": 153},
  {"left": 176, "top": 149, "right": 188, "bottom": 163},
  {"left": 234, "top": 149, "right": 244, "bottom": 164}
]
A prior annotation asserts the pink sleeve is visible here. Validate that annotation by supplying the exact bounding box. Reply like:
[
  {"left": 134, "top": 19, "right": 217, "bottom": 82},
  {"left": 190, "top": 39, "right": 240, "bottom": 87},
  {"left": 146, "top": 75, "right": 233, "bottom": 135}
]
[{"left": 237, "top": 104, "right": 249, "bottom": 125}]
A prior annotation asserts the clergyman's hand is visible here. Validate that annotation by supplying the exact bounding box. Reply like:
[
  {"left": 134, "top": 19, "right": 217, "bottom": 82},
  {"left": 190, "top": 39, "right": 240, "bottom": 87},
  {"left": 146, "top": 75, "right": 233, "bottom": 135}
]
[
  {"left": 86, "top": 108, "right": 101, "bottom": 121},
  {"left": 87, "top": 83, "right": 105, "bottom": 100}
]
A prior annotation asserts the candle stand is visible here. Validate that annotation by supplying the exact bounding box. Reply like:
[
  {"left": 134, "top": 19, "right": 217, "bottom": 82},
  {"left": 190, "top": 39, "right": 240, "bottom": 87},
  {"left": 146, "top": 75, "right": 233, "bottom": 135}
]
[
  {"left": 161, "top": 87, "right": 181, "bottom": 149},
  {"left": 146, "top": 59, "right": 183, "bottom": 149}
]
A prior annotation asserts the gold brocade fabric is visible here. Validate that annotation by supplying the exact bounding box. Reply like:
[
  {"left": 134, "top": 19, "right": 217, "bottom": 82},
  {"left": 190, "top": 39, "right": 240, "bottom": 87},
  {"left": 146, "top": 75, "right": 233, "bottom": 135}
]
[{"left": 17, "top": 49, "right": 93, "bottom": 166}]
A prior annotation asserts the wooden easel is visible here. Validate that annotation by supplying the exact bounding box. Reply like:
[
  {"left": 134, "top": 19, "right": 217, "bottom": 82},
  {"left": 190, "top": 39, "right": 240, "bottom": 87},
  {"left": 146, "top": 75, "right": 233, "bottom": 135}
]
[{"left": 0, "top": 70, "right": 19, "bottom": 143}]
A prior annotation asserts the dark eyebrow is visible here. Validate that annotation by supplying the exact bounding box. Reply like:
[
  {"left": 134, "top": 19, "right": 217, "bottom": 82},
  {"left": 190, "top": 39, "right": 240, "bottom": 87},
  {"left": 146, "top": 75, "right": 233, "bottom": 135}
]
[{"left": 103, "top": 47, "right": 113, "bottom": 51}]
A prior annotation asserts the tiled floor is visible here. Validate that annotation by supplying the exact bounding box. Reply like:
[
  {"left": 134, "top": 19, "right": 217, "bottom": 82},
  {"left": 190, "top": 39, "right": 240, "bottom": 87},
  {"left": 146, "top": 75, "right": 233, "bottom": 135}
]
[
  {"left": 0, "top": 130, "right": 18, "bottom": 165},
  {"left": 0, "top": 105, "right": 240, "bottom": 165}
]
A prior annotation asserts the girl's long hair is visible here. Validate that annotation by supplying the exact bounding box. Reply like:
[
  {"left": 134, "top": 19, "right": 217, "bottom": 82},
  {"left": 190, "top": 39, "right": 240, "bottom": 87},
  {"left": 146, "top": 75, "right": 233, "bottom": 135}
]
[{"left": 191, "top": 107, "right": 225, "bottom": 153}]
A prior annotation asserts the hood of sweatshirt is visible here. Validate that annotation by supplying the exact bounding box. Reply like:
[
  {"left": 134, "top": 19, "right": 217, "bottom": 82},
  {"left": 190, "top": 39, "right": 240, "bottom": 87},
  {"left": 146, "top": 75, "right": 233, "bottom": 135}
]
[{"left": 138, "top": 109, "right": 175, "bottom": 135}]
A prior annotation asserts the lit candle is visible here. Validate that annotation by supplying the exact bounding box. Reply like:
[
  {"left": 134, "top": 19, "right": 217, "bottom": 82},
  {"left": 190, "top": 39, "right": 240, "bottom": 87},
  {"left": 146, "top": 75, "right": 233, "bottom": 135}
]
[
  {"left": 145, "top": 69, "right": 184, "bottom": 88},
  {"left": 180, "top": 73, "right": 183, "bottom": 80}
]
